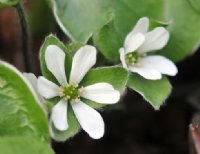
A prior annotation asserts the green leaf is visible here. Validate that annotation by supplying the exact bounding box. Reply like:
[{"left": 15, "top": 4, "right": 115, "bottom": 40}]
[
  {"left": 158, "top": 0, "right": 200, "bottom": 61},
  {"left": 0, "top": 137, "right": 54, "bottom": 154},
  {"left": 0, "top": 0, "right": 19, "bottom": 8},
  {"left": 188, "top": 0, "right": 200, "bottom": 13},
  {"left": 50, "top": 0, "right": 111, "bottom": 43},
  {"left": 52, "top": 0, "right": 200, "bottom": 62},
  {"left": 127, "top": 74, "right": 172, "bottom": 110},
  {"left": 0, "top": 61, "right": 49, "bottom": 141},
  {"left": 80, "top": 66, "right": 128, "bottom": 108},
  {"left": 40, "top": 34, "right": 79, "bottom": 141},
  {"left": 93, "top": 17, "right": 122, "bottom": 62}
]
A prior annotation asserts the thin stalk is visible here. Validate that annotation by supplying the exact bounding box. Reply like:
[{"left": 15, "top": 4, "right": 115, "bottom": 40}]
[{"left": 16, "top": 2, "right": 31, "bottom": 72}]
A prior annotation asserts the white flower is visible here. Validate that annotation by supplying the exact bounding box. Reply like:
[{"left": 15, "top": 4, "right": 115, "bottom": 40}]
[
  {"left": 119, "top": 17, "right": 178, "bottom": 80},
  {"left": 37, "top": 45, "right": 120, "bottom": 139}
]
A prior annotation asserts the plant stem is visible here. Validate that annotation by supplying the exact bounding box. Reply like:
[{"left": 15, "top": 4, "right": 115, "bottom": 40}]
[{"left": 16, "top": 2, "right": 31, "bottom": 72}]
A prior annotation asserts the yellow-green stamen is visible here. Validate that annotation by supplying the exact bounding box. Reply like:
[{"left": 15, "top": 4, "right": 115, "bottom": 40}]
[
  {"left": 59, "top": 85, "right": 80, "bottom": 101},
  {"left": 125, "top": 52, "right": 139, "bottom": 65}
]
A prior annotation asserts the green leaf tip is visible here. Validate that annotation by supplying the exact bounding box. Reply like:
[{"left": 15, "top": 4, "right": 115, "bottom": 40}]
[{"left": 127, "top": 74, "right": 172, "bottom": 110}]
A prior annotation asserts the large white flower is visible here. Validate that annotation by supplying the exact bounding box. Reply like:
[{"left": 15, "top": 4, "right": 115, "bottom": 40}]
[
  {"left": 37, "top": 45, "right": 120, "bottom": 139},
  {"left": 119, "top": 17, "right": 178, "bottom": 80}
]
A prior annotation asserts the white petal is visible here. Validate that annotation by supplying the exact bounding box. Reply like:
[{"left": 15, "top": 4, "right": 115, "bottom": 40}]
[
  {"left": 138, "top": 55, "right": 178, "bottom": 76},
  {"left": 23, "top": 73, "right": 37, "bottom": 90},
  {"left": 129, "top": 65, "right": 162, "bottom": 80},
  {"left": 124, "top": 33, "right": 145, "bottom": 54},
  {"left": 37, "top": 76, "right": 59, "bottom": 99},
  {"left": 45, "top": 45, "right": 68, "bottom": 86},
  {"left": 132, "top": 17, "right": 149, "bottom": 34},
  {"left": 81, "top": 83, "right": 120, "bottom": 104},
  {"left": 138, "top": 27, "right": 169, "bottom": 53},
  {"left": 126, "top": 17, "right": 149, "bottom": 39},
  {"left": 23, "top": 73, "right": 47, "bottom": 113},
  {"left": 69, "top": 45, "right": 96, "bottom": 84},
  {"left": 71, "top": 101, "right": 104, "bottom": 139},
  {"left": 119, "top": 48, "right": 128, "bottom": 69},
  {"left": 51, "top": 99, "right": 68, "bottom": 131}
]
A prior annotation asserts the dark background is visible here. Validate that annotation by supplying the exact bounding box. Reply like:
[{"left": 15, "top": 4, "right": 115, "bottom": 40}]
[{"left": 0, "top": 2, "right": 200, "bottom": 154}]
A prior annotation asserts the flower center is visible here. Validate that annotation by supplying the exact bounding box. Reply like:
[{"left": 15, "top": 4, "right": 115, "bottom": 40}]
[
  {"left": 125, "top": 52, "right": 139, "bottom": 65},
  {"left": 59, "top": 84, "right": 81, "bottom": 101}
]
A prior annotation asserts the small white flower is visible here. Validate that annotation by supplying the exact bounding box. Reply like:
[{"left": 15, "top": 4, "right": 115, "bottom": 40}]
[
  {"left": 37, "top": 45, "right": 120, "bottom": 139},
  {"left": 119, "top": 17, "right": 178, "bottom": 80}
]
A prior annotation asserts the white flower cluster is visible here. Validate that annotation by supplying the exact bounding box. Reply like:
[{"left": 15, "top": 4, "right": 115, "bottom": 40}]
[{"left": 24, "top": 17, "right": 177, "bottom": 140}]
